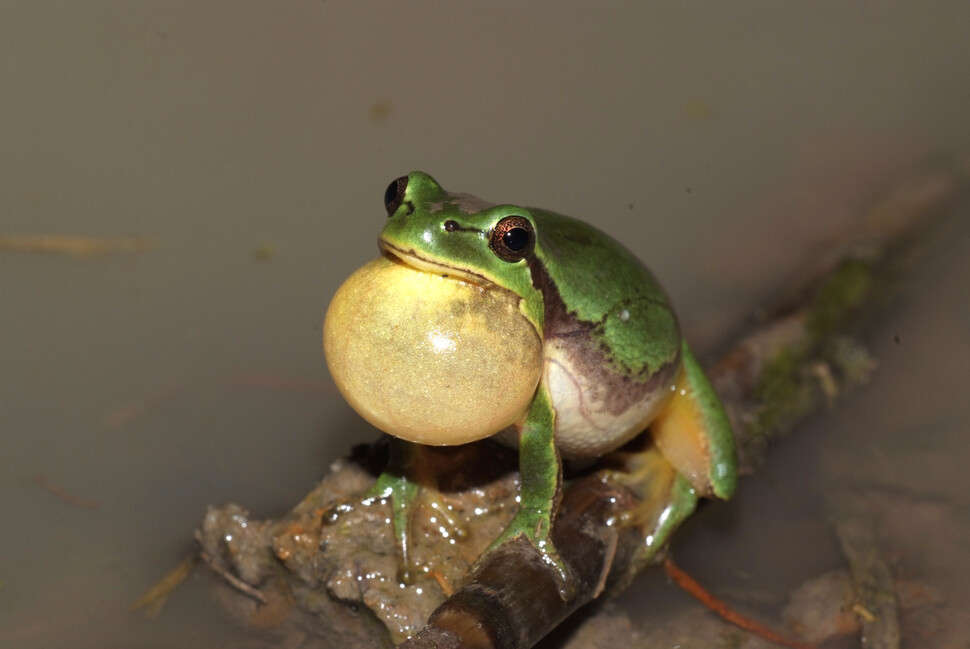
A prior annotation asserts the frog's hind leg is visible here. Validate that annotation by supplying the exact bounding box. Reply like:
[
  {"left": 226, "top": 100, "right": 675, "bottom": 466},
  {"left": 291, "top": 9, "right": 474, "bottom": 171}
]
[
  {"left": 650, "top": 340, "right": 737, "bottom": 500},
  {"left": 606, "top": 341, "right": 736, "bottom": 579},
  {"left": 605, "top": 444, "right": 699, "bottom": 575}
]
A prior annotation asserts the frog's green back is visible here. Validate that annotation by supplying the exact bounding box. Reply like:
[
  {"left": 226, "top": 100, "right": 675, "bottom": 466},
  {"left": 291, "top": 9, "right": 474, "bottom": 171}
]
[{"left": 530, "top": 209, "right": 681, "bottom": 378}]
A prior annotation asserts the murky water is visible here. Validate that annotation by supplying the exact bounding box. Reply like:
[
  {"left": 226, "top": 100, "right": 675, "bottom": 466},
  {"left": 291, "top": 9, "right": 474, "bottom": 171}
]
[{"left": 1, "top": 3, "right": 968, "bottom": 648}]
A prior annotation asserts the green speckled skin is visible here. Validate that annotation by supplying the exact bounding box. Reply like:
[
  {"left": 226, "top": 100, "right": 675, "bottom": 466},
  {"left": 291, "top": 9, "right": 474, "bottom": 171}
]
[{"left": 530, "top": 209, "right": 681, "bottom": 377}]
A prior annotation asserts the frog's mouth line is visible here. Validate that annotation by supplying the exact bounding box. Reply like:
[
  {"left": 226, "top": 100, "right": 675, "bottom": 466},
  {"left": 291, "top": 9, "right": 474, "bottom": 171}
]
[{"left": 379, "top": 241, "right": 496, "bottom": 290}]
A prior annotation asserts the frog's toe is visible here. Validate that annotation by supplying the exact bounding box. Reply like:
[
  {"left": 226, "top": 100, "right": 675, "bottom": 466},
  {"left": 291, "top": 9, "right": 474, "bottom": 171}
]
[
  {"left": 323, "top": 471, "right": 421, "bottom": 581},
  {"left": 479, "top": 511, "right": 574, "bottom": 598}
]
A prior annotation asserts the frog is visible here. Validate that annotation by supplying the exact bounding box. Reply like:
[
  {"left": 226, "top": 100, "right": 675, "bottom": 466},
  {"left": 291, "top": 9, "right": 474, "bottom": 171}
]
[{"left": 323, "top": 171, "right": 737, "bottom": 588}]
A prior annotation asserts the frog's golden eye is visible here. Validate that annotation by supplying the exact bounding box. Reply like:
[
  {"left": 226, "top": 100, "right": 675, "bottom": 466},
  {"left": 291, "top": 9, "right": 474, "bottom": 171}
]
[
  {"left": 384, "top": 176, "right": 408, "bottom": 216},
  {"left": 490, "top": 215, "right": 535, "bottom": 262}
]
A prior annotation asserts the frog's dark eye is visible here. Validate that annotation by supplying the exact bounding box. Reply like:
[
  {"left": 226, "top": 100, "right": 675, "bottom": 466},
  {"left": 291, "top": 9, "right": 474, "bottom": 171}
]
[
  {"left": 384, "top": 176, "right": 408, "bottom": 216},
  {"left": 489, "top": 215, "right": 535, "bottom": 262}
]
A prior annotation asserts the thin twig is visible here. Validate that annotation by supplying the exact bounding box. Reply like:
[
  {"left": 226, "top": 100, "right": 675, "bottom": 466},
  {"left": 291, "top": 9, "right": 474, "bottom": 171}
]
[
  {"left": 131, "top": 555, "right": 197, "bottom": 618},
  {"left": 663, "top": 556, "right": 818, "bottom": 649},
  {"left": 198, "top": 549, "right": 268, "bottom": 606},
  {"left": 35, "top": 474, "right": 100, "bottom": 509}
]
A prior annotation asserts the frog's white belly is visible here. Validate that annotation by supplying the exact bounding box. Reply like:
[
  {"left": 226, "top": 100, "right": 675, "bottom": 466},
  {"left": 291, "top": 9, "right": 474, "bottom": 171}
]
[{"left": 543, "top": 338, "right": 676, "bottom": 459}]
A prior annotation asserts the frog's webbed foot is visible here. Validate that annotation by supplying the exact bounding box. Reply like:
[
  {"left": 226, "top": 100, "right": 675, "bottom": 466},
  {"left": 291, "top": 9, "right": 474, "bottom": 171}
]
[
  {"left": 603, "top": 443, "right": 699, "bottom": 575},
  {"left": 480, "top": 503, "right": 573, "bottom": 595},
  {"left": 322, "top": 439, "right": 429, "bottom": 582},
  {"left": 323, "top": 468, "right": 421, "bottom": 577}
]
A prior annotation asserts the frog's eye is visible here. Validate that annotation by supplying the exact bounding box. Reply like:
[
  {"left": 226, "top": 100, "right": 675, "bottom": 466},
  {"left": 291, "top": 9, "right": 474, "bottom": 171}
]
[
  {"left": 384, "top": 176, "right": 408, "bottom": 216},
  {"left": 489, "top": 215, "right": 535, "bottom": 262}
]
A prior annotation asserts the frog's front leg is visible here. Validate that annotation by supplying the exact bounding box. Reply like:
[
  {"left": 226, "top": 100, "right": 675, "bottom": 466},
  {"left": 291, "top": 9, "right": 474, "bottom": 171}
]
[
  {"left": 366, "top": 438, "right": 423, "bottom": 575},
  {"left": 480, "top": 386, "right": 571, "bottom": 589},
  {"left": 324, "top": 437, "right": 425, "bottom": 581}
]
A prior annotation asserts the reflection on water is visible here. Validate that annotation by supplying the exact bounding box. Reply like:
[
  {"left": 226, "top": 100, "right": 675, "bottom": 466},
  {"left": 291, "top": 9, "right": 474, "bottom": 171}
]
[{"left": 1, "top": 2, "right": 968, "bottom": 647}]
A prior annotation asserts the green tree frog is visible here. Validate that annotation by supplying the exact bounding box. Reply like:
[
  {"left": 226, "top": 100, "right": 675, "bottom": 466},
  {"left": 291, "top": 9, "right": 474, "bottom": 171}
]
[{"left": 324, "top": 172, "right": 737, "bottom": 584}]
